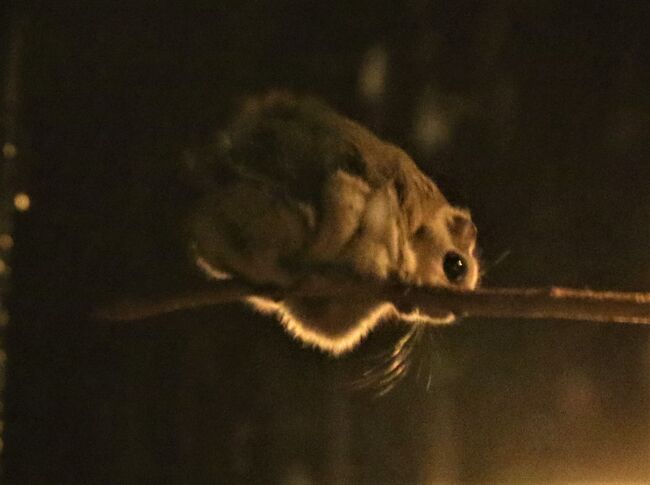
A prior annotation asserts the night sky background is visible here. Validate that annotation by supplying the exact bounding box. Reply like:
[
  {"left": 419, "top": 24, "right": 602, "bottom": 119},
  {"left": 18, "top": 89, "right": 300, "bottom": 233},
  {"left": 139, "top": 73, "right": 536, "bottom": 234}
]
[{"left": 2, "top": 1, "right": 649, "bottom": 483}]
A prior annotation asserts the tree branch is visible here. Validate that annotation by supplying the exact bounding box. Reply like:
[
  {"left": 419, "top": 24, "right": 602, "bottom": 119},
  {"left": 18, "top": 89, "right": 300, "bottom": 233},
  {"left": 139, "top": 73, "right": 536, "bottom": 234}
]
[{"left": 94, "top": 280, "right": 650, "bottom": 326}]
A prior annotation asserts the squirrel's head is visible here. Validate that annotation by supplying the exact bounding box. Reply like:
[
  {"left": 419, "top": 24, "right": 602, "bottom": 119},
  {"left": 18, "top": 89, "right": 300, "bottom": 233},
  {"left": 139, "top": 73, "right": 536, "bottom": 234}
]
[{"left": 406, "top": 202, "right": 480, "bottom": 290}]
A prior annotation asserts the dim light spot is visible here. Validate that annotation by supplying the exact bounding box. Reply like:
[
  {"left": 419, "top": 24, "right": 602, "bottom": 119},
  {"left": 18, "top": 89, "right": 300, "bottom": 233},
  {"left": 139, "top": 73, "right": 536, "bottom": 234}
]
[
  {"left": 0, "top": 234, "right": 13, "bottom": 251},
  {"left": 0, "top": 311, "right": 7, "bottom": 327},
  {"left": 14, "top": 192, "right": 30, "bottom": 212},
  {"left": 2, "top": 142, "right": 17, "bottom": 160},
  {"left": 413, "top": 94, "right": 450, "bottom": 153},
  {"left": 358, "top": 45, "right": 388, "bottom": 102},
  {"left": 0, "top": 260, "right": 6, "bottom": 275}
]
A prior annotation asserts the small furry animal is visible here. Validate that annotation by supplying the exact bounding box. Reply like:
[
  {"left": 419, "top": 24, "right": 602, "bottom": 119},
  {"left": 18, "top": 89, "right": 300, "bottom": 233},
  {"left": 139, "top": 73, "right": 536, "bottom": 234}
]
[{"left": 186, "top": 93, "right": 479, "bottom": 355}]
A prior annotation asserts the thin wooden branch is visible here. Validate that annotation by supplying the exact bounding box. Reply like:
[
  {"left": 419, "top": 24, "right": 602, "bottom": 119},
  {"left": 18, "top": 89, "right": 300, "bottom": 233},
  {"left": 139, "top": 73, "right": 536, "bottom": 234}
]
[
  {"left": 94, "top": 280, "right": 650, "bottom": 326},
  {"left": 390, "top": 286, "right": 650, "bottom": 325}
]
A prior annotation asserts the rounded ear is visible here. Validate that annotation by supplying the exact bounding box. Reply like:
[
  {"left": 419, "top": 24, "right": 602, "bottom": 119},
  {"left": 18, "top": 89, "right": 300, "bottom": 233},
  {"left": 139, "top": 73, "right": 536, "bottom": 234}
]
[{"left": 447, "top": 208, "right": 477, "bottom": 251}]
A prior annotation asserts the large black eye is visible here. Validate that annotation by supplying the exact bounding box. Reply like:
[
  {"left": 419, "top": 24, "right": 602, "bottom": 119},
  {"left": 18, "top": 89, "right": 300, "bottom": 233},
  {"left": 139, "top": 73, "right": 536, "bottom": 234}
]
[{"left": 443, "top": 251, "right": 467, "bottom": 283}]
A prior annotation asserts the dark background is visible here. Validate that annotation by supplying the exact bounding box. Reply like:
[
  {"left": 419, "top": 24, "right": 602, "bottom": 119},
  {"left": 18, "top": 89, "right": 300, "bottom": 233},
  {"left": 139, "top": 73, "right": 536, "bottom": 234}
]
[{"left": 2, "top": 1, "right": 649, "bottom": 483}]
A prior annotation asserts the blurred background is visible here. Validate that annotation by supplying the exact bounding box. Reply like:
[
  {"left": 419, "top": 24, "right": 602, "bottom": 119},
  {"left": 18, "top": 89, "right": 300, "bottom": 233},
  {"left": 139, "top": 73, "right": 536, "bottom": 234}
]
[{"left": 1, "top": 1, "right": 648, "bottom": 483}]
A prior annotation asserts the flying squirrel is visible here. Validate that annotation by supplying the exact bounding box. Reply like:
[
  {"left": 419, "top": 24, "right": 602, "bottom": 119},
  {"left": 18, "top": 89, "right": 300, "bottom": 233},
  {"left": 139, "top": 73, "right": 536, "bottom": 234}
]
[{"left": 186, "top": 92, "right": 480, "bottom": 355}]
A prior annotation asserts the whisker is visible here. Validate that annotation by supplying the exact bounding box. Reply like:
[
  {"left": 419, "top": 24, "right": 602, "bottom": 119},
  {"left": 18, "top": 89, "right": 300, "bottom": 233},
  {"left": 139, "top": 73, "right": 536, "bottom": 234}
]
[
  {"left": 491, "top": 249, "right": 511, "bottom": 269},
  {"left": 425, "top": 331, "right": 436, "bottom": 392},
  {"left": 351, "top": 325, "right": 425, "bottom": 396},
  {"left": 480, "top": 249, "right": 511, "bottom": 276}
]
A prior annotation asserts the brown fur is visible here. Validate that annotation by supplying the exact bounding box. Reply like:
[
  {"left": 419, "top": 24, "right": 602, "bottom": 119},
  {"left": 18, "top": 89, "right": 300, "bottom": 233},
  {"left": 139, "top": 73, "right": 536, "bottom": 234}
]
[{"left": 187, "top": 93, "right": 479, "bottom": 354}]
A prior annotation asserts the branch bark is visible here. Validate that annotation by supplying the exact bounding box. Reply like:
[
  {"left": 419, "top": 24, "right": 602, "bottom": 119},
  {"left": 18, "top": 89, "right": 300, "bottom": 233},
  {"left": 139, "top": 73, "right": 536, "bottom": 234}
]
[{"left": 95, "top": 280, "right": 650, "bottom": 326}]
